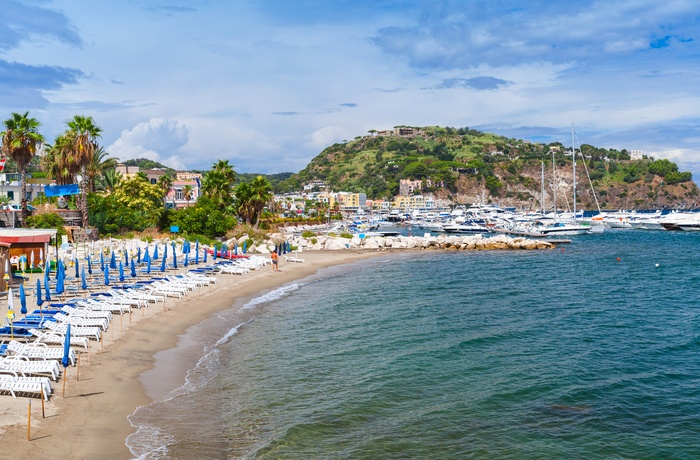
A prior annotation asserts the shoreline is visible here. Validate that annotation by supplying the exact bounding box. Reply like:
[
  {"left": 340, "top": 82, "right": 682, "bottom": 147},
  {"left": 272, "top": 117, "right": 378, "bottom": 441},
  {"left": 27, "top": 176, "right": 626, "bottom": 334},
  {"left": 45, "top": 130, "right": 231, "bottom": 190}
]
[{"left": 0, "top": 249, "right": 388, "bottom": 459}]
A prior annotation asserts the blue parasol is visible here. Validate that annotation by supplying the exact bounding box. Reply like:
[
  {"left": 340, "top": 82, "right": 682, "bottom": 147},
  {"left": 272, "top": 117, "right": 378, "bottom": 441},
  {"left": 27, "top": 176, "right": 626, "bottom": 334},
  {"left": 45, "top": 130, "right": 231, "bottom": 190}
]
[
  {"left": 234, "top": 242, "right": 238, "bottom": 255},
  {"left": 119, "top": 260, "right": 124, "bottom": 283},
  {"left": 146, "top": 256, "right": 151, "bottom": 274},
  {"left": 153, "top": 244, "right": 159, "bottom": 260},
  {"left": 130, "top": 258, "right": 136, "bottom": 278},
  {"left": 164, "top": 243, "right": 168, "bottom": 260},
  {"left": 104, "top": 264, "right": 110, "bottom": 286},
  {"left": 172, "top": 242, "right": 177, "bottom": 270},
  {"left": 195, "top": 239, "right": 199, "bottom": 264},
  {"left": 160, "top": 252, "right": 166, "bottom": 272},
  {"left": 87, "top": 255, "right": 93, "bottom": 275},
  {"left": 56, "top": 261, "right": 65, "bottom": 295},
  {"left": 110, "top": 251, "right": 116, "bottom": 269},
  {"left": 44, "top": 272, "right": 51, "bottom": 301},
  {"left": 62, "top": 324, "right": 71, "bottom": 368},
  {"left": 184, "top": 252, "right": 189, "bottom": 267},
  {"left": 243, "top": 241, "right": 247, "bottom": 254},
  {"left": 19, "top": 283, "right": 27, "bottom": 316},
  {"left": 74, "top": 257, "right": 79, "bottom": 279},
  {"left": 137, "top": 247, "right": 142, "bottom": 264},
  {"left": 81, "top": 267, "right": 87, "bottom": 290},
  {"left": 36, "top": 279, "right": 43, "bottom": 307},
  {"left": 203, "top": 247, "right": 207, "bottom": 263},
  {"left": 213, "top": 244, "right": 217, "bottom": 260},
  {"left": 124, "top": 249, "right": 129, "bottom": 266},
  {"left": 100, "top": 252, "right": 104, "bottom": 271},
  {"left": 144, "top": 247, "right": 150, "bottom": 263}
]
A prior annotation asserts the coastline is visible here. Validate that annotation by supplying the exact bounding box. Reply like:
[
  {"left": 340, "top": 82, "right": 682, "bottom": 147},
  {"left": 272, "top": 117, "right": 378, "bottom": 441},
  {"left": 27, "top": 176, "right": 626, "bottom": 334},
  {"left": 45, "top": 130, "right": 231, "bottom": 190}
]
[{"left": 0, "top": 249, "right": 389, "bottom": 459}]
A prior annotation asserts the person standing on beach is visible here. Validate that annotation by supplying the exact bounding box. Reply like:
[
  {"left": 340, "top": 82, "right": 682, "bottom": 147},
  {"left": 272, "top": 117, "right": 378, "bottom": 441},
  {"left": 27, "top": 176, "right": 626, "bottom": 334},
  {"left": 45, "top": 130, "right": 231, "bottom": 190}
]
[{"left": 271, "top": 251, "right": 279, "bottom": 271}]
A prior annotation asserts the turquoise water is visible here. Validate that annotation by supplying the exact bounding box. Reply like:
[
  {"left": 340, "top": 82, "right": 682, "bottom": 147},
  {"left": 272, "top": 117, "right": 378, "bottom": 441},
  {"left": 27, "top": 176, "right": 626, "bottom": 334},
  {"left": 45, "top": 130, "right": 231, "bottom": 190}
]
[{"left": 128, "top": 231, "right": 700, "bottom": 459}]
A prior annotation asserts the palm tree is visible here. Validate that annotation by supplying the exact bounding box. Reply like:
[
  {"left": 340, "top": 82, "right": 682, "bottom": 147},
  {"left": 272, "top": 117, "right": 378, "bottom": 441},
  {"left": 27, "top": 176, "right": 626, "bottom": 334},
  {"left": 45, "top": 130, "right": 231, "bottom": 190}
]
[
  {"left": 86, "top": 146, "right": 118, "bottom": 192},
  {"left": 1, "top": 112, "right": 44, "bottom": 220},
  {"left": 157, "top": 174, "right": 173, "bottom": 209},
  {"left": 64, "top": 115, "right": 102, "bottom": 227},
  {"left": 183, "top": 185, "right": 193, "bottom": 206},
  {"left": 99, "top": 168, "right": 122, "bottom": 193},
  {"left": 249, "top": 175, "right": 273, "bottom": 228},
  {"left": 213, "top": 159, "right": 236, "bottom": 183}
]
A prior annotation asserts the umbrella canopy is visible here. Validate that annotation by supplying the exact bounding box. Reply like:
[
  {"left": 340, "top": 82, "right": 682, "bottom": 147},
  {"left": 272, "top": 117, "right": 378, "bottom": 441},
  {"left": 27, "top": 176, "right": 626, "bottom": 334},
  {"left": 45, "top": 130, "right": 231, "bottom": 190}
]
[
  {"left": 119, "top": 260, "right": 125, "bottom": 283},
  {"left": 172, "top": 242, "right": 178, "bottom": 270},
  {"left": 144, "top": 247, "right": 150, "bottom": 263},
  {"left": 137, "top": 247, "right": 142, "bottom": 264},
  {"left": 36, "top": 279, "right": 43, "bottom": 307},
  {"left": 74, "top": 258, "right": 80, "bottom": 279},
  {"left": 195, "top": 239, "right": 199, "bottom": 264},
  {"left": 19, "top": 284, "right": 27, "bottom": 316},
  {"left": 62, "top": 324, "right": 71, "bottom": 368},
  {"left": 56, "top": 261, "right": 65, "bottom": 295},
  {"left": 213, "top": 244, "right": 217, "bottom": 260},
  {"left": 153, "top": 244, "right": 159, "bottom": 260},
  {"left": 124, "top": 249, "right": 129, "bottom": 266},
  {"left": 160, "top": 252, "right": 166, "bottom": 272},
  {"left": 130, "top": 258, "right": 137, "bottom": 278},
  {"left": 81, "top": 267, "right": 88, "bottom": 290},
  {"left": 104, "top": 264, "right": 110, "bottom": 286},
  {"left": 44, "top": 272, "right": 51, "bottom": 301},
  {"left": 87, "top": 255, "right": 93, "bottom": 275},
  {"left": 184, "top": 252, "right": 189, "bottom": 267},
  {"left": 100, "top": 252, "right": 105, "bottom": 271},
  {"left": 243, "top": 241, "right": 247, "bottom": 254},
  {"left": 203, "top": 247, "right": 207, "bottom": 263},
  {"left": 110, "top": 251, "right": 117, "bottom": 269},
  {"left": 39, "top": 248, "right": 43, "bottom": 270},
  {"left": 146, "top": 256, "right": 151, "bottom": 274},
  {"left": 234, "top": 242, "right": 238, "bottom": 255},
  {"left": 30, "top": 251, "right": 35, "bottom": 271}
]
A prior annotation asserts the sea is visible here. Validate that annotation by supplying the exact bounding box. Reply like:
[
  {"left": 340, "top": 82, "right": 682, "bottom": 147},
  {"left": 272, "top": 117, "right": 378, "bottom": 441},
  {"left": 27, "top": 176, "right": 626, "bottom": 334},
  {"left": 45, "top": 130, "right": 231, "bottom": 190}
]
[{"left": 126, "top": 229, "right": 700, "bottom": 459}]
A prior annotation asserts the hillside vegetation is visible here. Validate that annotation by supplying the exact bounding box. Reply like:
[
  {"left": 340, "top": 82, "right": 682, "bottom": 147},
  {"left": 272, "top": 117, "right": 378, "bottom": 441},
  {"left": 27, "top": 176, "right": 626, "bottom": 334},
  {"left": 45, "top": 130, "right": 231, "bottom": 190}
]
[{"left": 279, "top": 126, "right": 698, "bottom": 210}]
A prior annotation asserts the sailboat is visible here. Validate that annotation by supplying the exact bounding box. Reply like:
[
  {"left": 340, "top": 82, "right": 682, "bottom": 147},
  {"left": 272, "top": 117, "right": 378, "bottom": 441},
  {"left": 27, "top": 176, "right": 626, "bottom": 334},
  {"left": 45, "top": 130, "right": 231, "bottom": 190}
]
[{"left": 537, "top": 124, "right": 594, "bottom": 236}]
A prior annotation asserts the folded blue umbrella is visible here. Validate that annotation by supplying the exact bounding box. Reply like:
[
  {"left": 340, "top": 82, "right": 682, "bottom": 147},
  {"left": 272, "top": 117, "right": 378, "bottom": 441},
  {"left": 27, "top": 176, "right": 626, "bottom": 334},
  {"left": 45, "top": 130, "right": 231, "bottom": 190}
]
[
  {"left": 87, "top": 255, "right": 93, "bottom": 275},
  {"left": 130, "top": 258, "right": 137, "bottom": 278},
  {"left": 137, "top": 247, "right": 142, "bottom": 264},
  {"left": 110, "top": 251, "right": 116, "bottom": 269},
  {"left": 36, "top": 279, "right": 43, "bottom": 307},
  {"left": 81, "top": 267, "right": 87, "bottom": 290},
  {"left": 153, "top": 244, "right": 159, "bottom": 260},
  {"left": 74, "top": 258, "right": 79, "bottom": 278},
  {"left": 62, "top": 324, "right": 71, "bottom": 369},
  {"left": 44, "top": 274, "right": 51, "bottom": 301},
  {"left": 203, "top": 248, "right": 207, "bottom": 263},
  {"left": 100, "top": 252, "right": 105, "bottom": 271},
  {"left": 195, "top": 239, "right": 199, "bottom": 264},
  {"left": 184, "top": 252, "right": 189, "bottom": 267},
  {"left": 19, "top": 283, "right": 27, "bottom": 316},
  {"left": 104, "top": 264, "right": 110, "bottom": 286},
  {"left": 146, "top": 256, "right": 151, "bottom": 274},
  {"left": 119, "top": 260, "right": 125, "bottom": 283},
  {"left": 213, "top": 244, "right": 217, "bottom": 260},
  {"left": 160, "top": 252, "right": 166, "bottom": 272},
  {"left": 144, "top": 247, "right": 150, "bottom": 263}
]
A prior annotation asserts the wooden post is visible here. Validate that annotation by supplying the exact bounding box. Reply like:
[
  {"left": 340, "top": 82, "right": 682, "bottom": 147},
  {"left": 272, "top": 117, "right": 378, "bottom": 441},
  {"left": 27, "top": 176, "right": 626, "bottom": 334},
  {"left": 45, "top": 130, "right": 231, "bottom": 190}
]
[
  {"left": 76, "top": 353, "right": 80, "bottom": 381},
  {"left": 62, "top": 367, "right": 67, "bottom": 397},
  {"left": 41, "top": 389, "right": 45, "bottom": 418},
  {"left": 27, "top": 399, "right": 31, "bottom": 441}
]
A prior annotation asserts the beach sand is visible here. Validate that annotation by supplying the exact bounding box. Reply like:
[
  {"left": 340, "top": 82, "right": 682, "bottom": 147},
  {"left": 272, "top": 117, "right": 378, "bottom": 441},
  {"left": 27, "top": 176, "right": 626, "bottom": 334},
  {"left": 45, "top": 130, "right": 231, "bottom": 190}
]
[{"left": 0, "top": 249, "right": 388, "bottom": 459}]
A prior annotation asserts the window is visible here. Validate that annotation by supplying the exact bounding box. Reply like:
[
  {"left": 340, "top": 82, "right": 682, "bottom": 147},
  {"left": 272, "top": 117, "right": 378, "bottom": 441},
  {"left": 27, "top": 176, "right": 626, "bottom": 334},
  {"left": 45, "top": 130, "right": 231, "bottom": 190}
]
[
  {"left": 7, "top": 191, "right": 14, "bottom": 200},
  {"left": 176, "top": 189, "right": 183, "bottom": 200}
]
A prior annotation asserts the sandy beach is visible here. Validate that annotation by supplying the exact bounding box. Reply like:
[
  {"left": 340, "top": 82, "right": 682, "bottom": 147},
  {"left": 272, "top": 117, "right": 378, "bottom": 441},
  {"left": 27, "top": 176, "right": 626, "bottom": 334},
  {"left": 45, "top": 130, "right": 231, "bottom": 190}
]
[{"left": 0, "top": 249, "right": 387, "bottom": 459}]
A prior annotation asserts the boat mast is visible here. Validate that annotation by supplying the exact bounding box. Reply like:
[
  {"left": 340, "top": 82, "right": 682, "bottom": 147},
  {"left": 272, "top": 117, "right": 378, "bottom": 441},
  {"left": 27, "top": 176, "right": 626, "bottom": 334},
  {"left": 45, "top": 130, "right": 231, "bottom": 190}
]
[
  {"left": 541, "top": 161, "right": 545, "bottom": 213},
  {"left": 572, "top": 123, "right": 576, "bottom": 218},
  {"left": 552, "top": 151, "right": 556, "bottom": 213}
]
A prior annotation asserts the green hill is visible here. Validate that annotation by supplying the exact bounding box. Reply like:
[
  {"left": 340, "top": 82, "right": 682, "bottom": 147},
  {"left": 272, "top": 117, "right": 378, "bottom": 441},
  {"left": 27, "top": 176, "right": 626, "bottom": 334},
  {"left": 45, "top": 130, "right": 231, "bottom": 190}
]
[{"left": 278, "top": 126, "right": 698, "bottom": 210}]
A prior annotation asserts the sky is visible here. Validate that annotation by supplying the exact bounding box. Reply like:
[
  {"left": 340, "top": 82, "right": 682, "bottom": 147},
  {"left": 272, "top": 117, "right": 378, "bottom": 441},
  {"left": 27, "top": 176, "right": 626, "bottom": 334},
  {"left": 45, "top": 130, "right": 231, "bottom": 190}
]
[{"left": 2, "top": 0, "right": 700, "bottom": 178}]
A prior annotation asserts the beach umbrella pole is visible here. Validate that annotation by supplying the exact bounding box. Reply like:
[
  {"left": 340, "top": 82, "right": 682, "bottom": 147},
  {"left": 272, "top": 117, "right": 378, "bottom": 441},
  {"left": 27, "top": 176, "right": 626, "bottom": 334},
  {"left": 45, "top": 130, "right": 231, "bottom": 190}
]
[
  {"left": 27, "top": 398, "right": 31, "bottom": 441},
  {"left": 62, "top": 367, "right": 68, "bottom": 397},
  {"left": 76, "top": 353, "right": 80, "bottom": 381},
  {"left": 41, "top": 389, "right": 45, "bottom": 418}
]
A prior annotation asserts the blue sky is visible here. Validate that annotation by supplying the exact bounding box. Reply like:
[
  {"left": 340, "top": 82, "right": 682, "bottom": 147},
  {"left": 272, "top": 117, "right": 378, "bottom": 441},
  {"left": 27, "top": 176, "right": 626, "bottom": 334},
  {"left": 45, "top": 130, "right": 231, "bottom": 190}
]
[{"left": 2, "top": 0, "right": 700, "bottom": 178}]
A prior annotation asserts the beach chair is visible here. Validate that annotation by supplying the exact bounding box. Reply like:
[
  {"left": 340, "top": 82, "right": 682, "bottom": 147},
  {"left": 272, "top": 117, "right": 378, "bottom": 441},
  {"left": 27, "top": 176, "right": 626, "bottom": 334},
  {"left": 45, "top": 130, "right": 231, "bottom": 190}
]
[
  {"left": 0, "top": 356, "right": 61, "bottom": 381},
  {"left": 54, "top": 313, "right": 110, "bottom": 331},
  {"left": 44, "top": 322, "right": 101, "bottom": 342},
  {"left": 29, "top": 329, "right": 90, "bottom": 351},
  {"left": 6, "top": 340, "right": 76, "bottom": 366},
  {"left": 0, "top": 372, "right": 52, "bottom": 400}
]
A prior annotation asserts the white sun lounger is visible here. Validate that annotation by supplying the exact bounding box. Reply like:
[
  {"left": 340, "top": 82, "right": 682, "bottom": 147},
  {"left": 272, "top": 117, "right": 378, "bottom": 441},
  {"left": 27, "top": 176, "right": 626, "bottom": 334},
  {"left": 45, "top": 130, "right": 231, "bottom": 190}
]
[
  {"left": 0, "top": 356, "right": 61, "bottom": 381},
  {"left": 0, "top": 373, "right": 52, "bottom": 400},
  {"left": 7, "top": 340, "right": 76, "bottom": 366},
  {"left": 54, "top": 313, "right": 110, "bottom": 331},
  {"left": 44, "top": 322, "right": 101, "bottom": 342},
  {"left": 29, "top": 329, "right": 90, "bottom": 351}
]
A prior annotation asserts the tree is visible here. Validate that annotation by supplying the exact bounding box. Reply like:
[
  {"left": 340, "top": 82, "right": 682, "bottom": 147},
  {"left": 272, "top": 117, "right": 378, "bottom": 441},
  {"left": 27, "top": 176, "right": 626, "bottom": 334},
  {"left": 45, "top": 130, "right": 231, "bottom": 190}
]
[
  {"left": 64, "top": 115, "right": 102, "bottom": 227},
  {"left": 183, "top": 185, "right": 193, "bottom": 205},
  {"left": 213, "top": 159, "right": 236, "bottom": 183},
  {"left": 249, "top": 175, "right": 273, "bottom": 228},
  {"left": 100, "top": 168, "right": 122, "bottom": 193},
  {"left": 1, "top": 112, "right": 44, "bottom": 220},
  {"left": 85, "top": 146, "right": 118, "bottom": 192},
  {"left": 157, "top": 174, "right": 173, "bottom": 209}
]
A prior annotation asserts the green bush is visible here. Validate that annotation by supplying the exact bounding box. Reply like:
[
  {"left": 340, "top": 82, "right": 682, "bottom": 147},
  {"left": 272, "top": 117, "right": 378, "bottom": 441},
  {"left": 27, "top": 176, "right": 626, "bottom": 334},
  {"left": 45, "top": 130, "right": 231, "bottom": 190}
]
[
  {"left": 25, "top": 212, "right": 66, "bottom": 238},
  {"left": 301, "top": 230, "right": 316, "bottom": 238},
  {"left": 340, "top": 232, "right": 353, "bottom": 239}
]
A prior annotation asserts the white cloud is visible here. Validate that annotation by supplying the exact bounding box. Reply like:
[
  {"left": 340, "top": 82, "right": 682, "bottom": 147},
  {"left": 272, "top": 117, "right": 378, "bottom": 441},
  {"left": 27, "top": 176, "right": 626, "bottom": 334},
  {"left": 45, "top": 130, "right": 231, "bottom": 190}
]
[{"left": 106, "top": 118, "right": 188, "bottom": 169}]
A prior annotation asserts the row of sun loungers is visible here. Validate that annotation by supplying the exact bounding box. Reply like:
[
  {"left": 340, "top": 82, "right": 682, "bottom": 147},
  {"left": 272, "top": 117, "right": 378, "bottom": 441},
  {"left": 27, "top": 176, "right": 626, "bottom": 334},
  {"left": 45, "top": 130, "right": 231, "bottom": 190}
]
[{"left": 0, "top": 256, "right": 272, "bottom": 401}]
